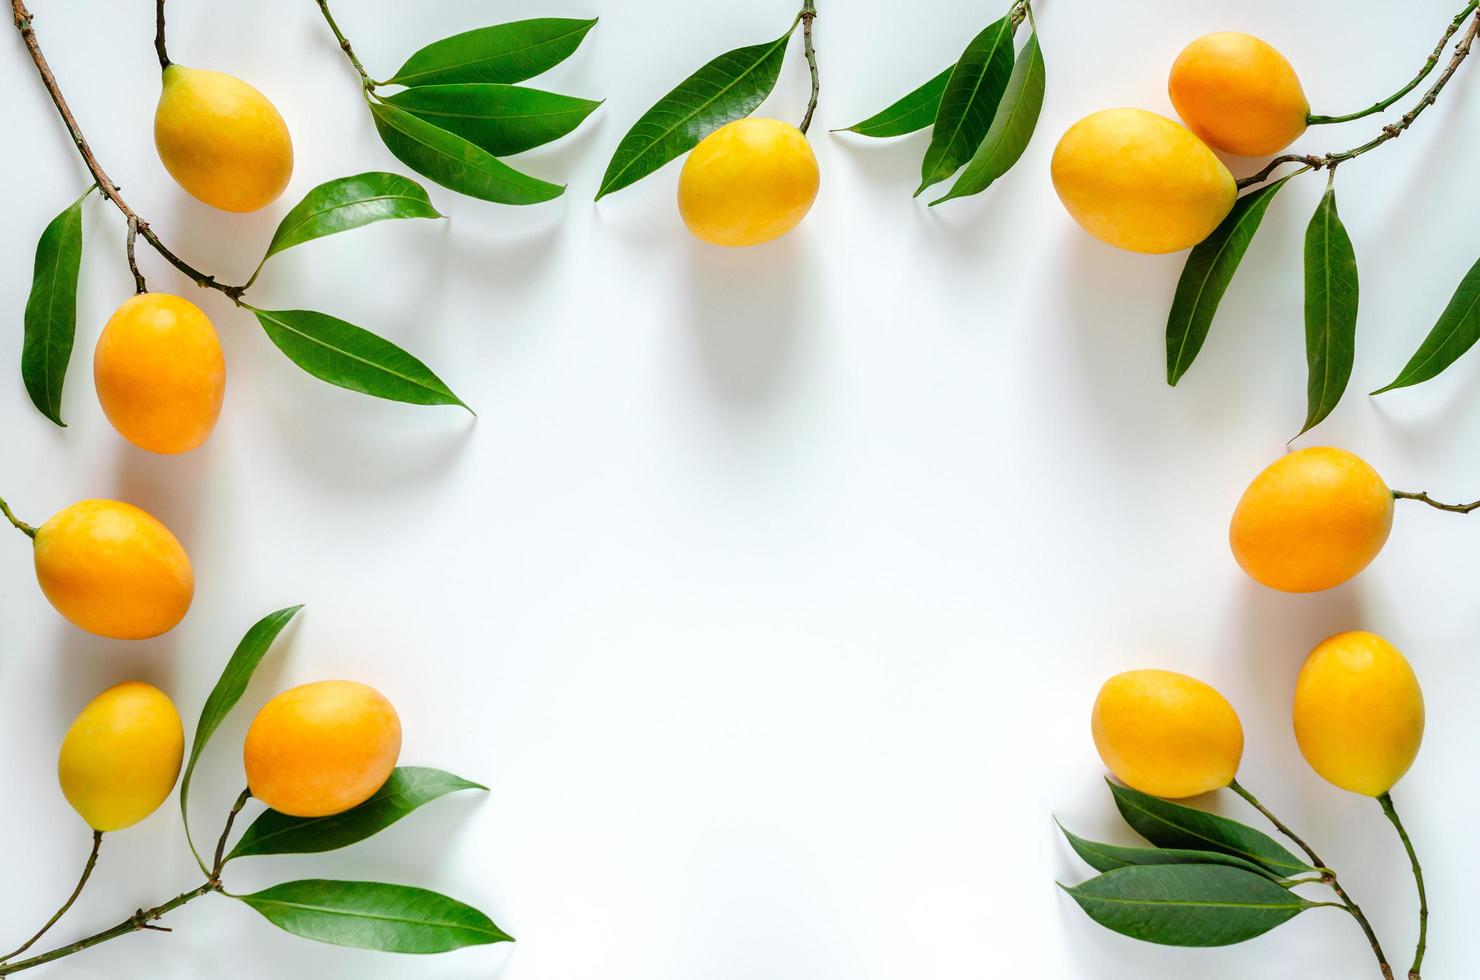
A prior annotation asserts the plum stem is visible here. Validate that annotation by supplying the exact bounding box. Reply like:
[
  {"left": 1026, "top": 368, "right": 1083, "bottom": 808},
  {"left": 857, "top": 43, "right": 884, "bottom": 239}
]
[
  {"left": 0, "top": 831, "right": 102, "bottom": 964},
  {"left": 798, "top": 1, "right": 820, "bottom": 134},
  {"left": 1392, "top": 489, "right": 1480, "bottom": 513},
  {"left": 0, "top": 496, "right": 37, "bottom": 539},
  {"left": 1379, "top": 793, "right": 1428, "bottom": 979},
  {"left": 153, "top": 0, "right": 169, "bottom": 71},
  {"left": 315, "top": 0, "right": 377, "bottom": 93}
]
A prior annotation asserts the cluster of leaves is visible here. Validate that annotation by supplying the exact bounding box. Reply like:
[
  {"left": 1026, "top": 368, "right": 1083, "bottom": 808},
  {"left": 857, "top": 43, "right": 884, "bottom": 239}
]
[
  {"left": 1059, "top": 782, "right": 1326, "bottom": 947},
  {"left": 596, "top": 7, "right": 810, "bottom": 199},
  {"left": 20, "top": 172, "right": 469, "bottom": 427},
  {"left": 182, "top": 605, "right": 509, "bottom": 954},
  {"left": 1167, "top": 171, "right": 1480, "bottom": 436},
  {"left": 360, "top": 18, "right": 601, "bottom": 204},
  {"left": 837, "top": 0, "right": 1044, "bottom": 205}
]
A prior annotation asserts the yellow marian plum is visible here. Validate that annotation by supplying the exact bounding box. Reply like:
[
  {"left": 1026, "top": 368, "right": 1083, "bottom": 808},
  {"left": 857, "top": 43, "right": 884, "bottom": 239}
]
[
  {"left": 678, "top": 118, "right": 819, "bottom": 247},
  {"left": 155, "top": 65, "right": 293, "bottom": 212},
  {"left": 244, "top": 681, "right": 402, "bottom": 817},
  {"left": 1294, "top": 631, "right": 1423, "bottom": 796},
  {"left": 1051, "top": 108, "right": 1236, "bottom": 254},
  {"left": 58, "top": 682, "right": 185, "bottom": 832},
  {"left": 1169, "top": 32, "right": 1309, "bottom": 157},
  {"left": 33, "top": 500, "right": 194, "bottom": 640},
  {"left": 1092, "top": 669, "right": 1243, "bottom": 799},
  {"left": 1230, "top": 447, "right": 1393, "bottom": 593},
  {"left": 95, "top": 293, "right": 226, "bottom": 455}
]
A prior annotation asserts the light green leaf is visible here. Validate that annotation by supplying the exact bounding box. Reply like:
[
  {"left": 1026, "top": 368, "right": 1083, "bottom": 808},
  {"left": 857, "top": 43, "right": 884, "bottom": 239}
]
[
  {"left": 382, "top": 84, "right": 602, "bottom": 157},
  {"left": 371, "top": 101, "right": 564, "bottom": 205},
  {"left": 932, "top": 30, "right": 1044, "bottom": 205},
  {"left": 596, "top": 23, "right": 795, "bottom": 199},
  {"left": 249, "top": 306, "right": 470, "bottom": 411},
  {"left": 386, "top": 18, "right": 598, "bottom": 87},
  {"left": 229, "top": 767, "right": 486, "bottom": 860},
  {"left": 236, "top": 880, "right": 511, "bottom": 953},
  {"left": 21, "top": 186, "right": 90, "bottom": 426},
  {"left": 916, "top": 16, "right": 1015, "bottom": 196},
  {"left": 1299, "top": 184, "right": 1359, "bottom": 436},
  {"left": 1373, "top": 255, "right": 1480, "bottom": 394},
  {"left": 835, "top": 67, "right": 951, "bottom": 138}
]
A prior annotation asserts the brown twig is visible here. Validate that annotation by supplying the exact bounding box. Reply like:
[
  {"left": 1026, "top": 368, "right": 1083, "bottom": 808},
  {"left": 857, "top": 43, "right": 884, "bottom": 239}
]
[
  {"left": 1392, "top": 489, "right": 1480, "bottom": 513},
  {"left": 11, "top": 0, "right": 246, "bottom": 302},
  {"left": 0, "top": 832, "right": 102, "bottom": 964},
  {"left": 126, "top": 216, "right": 147, "bottom": 294},
  {"left": 153, "top": 0, "right": 169, "bottom": 70},
  {"left": 798, "top": 0, "right": 819, "bottom": 134},
  {"left": 1236, "top": 8, "right": 1479, "bottom": 191},
  {"left": 211, "top": 789, "right": 251, "bottom": 876}
]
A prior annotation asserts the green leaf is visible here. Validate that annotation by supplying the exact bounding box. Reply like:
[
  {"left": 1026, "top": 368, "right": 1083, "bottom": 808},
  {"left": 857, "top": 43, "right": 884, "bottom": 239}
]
[
  {"left": 229, "top": 767, "right": 486, "bottom": 860},
  {"left": 596, "top": 23, "right": 796, "bottom": 200},
  {"left": 21, "top": 187, "right": 89, "bottom": 426},
  {"left": 931, "top": 31, "right": 1044, "bottom": 205},
  {"left": 386, "top": 18, "right": 598, "bottom": 87},
  {"left": 250, "top": 307, "right": 470, "bottom": 411},
  {"left": 1373, "top": 255, "right": 1480, "bottom": 394},
  {"left": 835, "top": 67, "right": 951, "bottom": 137},
  {"left": 383, "top": 84, "right": 602, "bottom": 157},
  {"left": 1165, "top": 176, "right": 1294, "bottom": 385},
  {"left": 256, "top": 173, "right": 442, "bottom": 277},
  {"left": 916, "top": 16, "right": 1015, "bottom": 196},
  {"left": 1109, "top": 782, "right": 1314, "bottom": 878},
  {"left": 181, "top": 606, "right": 302, "bottom": 872},
  {"left": 1299, "top": 185, "right": 1359, "bottom": 436},
  {"left": 1062, "top": 865, "right": 1313, "bottom": 947},
  {"left": 371, "top": 101, "right": 564, "bottom": 205},
  {"left": 1057, "top": 822, "right": 1286, "bottom": 881},
  {"left": 236, "top": 880, "right": 512, "bottom": 953}
]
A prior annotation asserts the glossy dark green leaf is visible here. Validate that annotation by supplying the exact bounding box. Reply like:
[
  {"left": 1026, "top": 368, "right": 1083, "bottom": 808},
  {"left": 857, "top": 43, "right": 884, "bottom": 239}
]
[
  {"left": 1299, "top": 185, "right": 1359, "bottom": 435},
  {"left": 371, "top": 102, "right": 563, "bottom": 205},
  {"left": 916, "top": 16, "right": 1015, "bottom": 196},
  {"left": 932, "top": 31, "right": 1044, "bottom": 205},
  {"left": 256, "top": 173, "right": 442, "bottom": 278},
  {"left": 383, "top": 84, "right": 602, "bottom": 157},
  {"left": 1057, "top": 823, "right": 1286, "bottom": 881},
  {"left": 386, "top": 18, "right": 598, "bottom": 87},
  {"left": 835, "top": 67, "right": 951, "bottom": 137},
  {"left": 250, "top": 306, "right": 470, "bottom": 411},
  {"left": 1374, "top": 255, "right": 1480, "bottom": 394},
  {"left": 236, "top": 880, "right": 511, "bottom": 953},
  {"left": 229, "top": 767, "right": 486, "bottom": 860},
  {"left": 181, "top": 606, "right": 302, "bottom": 870},
  {"left": 596, "top": 24, "right": 795, "bottom": 199},
  {"left": 1109, "top": 782, "right": 1314, "bottom": 878},
  {"left": 1062, "top": 865, "right": 1313, "bottom": 947},
  {"left": 21, "top": 187, "right": 89, "bottom": 426},
  {"left": 1166, "top": 176, "right": 1294, "bottom": 385}
]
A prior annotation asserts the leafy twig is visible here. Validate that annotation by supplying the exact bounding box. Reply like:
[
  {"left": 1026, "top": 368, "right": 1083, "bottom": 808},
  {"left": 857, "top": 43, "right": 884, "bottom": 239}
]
[
  {"left": 1379, "top": 793, "right": 1428, "bottom": 980},
  {"left": 10, "top": 0, "right": 247, "bottom": 302},
  {"left": 0, "top": 832, "right": 102, "bottom": 963},
  {"left": 798, "top": 0, "right": 819, "bottom": 134}
]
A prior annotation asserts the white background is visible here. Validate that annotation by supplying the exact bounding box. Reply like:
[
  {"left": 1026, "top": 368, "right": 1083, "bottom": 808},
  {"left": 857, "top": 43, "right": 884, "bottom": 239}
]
[{"left": 3, "top": 1, "right": 1478, "bottom": 977}]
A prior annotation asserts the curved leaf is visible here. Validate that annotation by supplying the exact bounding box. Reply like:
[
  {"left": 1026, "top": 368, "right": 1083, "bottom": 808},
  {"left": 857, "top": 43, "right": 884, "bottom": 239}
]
[
  {"left": 386, "top": 18, "right": 598, "bottom": 87},
  {"left": 1109, "top": 782, "right": 1314, "bottom": 878},
  {"left": 383, "top": 84, "right": 602, "bottom": 157},
  {"left": 22, "top": 186, "right": 90, "bottom": 426},
  {"left": 229, "top": 767, "right": 486, "bottom": 860},
  {"left": 236, "top": 880, "right": 511, "bottom": 953},
  {"left": 1374, "top": 255, "right": 1480, "bottom": 394},
  {"left": 596, "top": 23, "right": 796, "bottom": 199},
  {"left": 932, "top": 31, "right": 1044, "bottom": 205},
  {"left": 371, "top": 102, "right": 563, "bottom": 205},
  {"left": 181, "top": 606, "right": 303, "bottom": 870},
  {"left": 255, "top": 173, "right": 442, "bottom": 282},
  {"left": 836, "top": 67, "right": 951, "bottom": 138},
  {"left": 1166, "top": 175, "right": 1294, "bottom": 385},
  {"left": 1299, "top": 185, "right": 1359, "bottom": 435},
  {"left": 916, "top": 16, "right": 1015, "bottom": 196},
  {"left": 1057, "top": 823, "right": 1286, "bottom": 881},
  {"left": 250, "top": 307, "right": 469, "bottom": 411},
  {"left": 1063, "top": 865, "right": 1313, "bottom": 947}
]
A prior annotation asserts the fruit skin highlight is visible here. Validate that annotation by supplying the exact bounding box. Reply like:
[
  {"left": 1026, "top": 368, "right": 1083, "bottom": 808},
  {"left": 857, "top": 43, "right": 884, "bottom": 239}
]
[
  {"left": 678, "top": 118, "right": 819, "bottom": 247},
  {"left": 244, "top": 680, "right": 402, "bottom": 818},
  {"left": 155, "top": 65, "right": 293, "bottom": 213},
  {"left": 1051, "top": 108, "right": 1236, "bottom": 254},
  {"left": 1169, "top": 32, "right": 1309, "bottom": 157},
  {"left": 1092, "top": 669, "right": 1243, "bottom": 799},
  {"left": 1294, "top": 631, "right": 1423, "bottom": 797},
  {"left": 33, "top": 499, "right": 194, "bottom": 640},
  {"left": 95, "top": 293, "right": 226, "bottom": 455},
  {"left": 58, "top": 682, "right": 185, "bottom": 832},
  {"left": 1230, "top": 447, "right": 1393, "bottom": 594}
]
